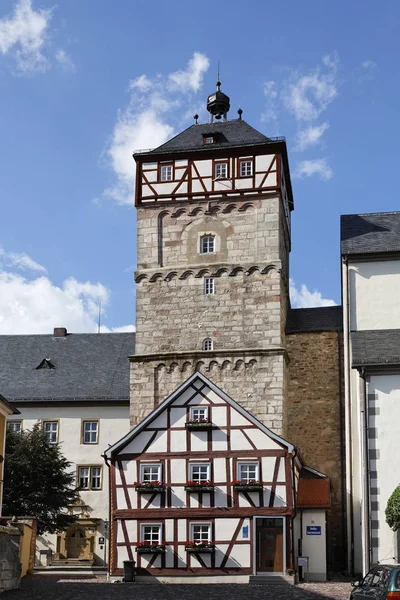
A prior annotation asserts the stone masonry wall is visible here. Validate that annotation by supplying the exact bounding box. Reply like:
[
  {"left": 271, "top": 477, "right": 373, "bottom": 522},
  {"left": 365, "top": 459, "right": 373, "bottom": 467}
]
[
  {"left": 130, "top": 351, "right": 287, "bottom": 435},
  {"left": 0, "top": 529, "right": 21, "bottom": 592},
  {"left": 286, "top": 330, "right": 345, "bottom": 574}
]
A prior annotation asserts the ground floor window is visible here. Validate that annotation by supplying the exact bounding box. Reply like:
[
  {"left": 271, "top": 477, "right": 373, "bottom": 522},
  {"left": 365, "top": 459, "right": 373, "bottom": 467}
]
[
  {"left": 190, "top": 522, "right": 211, "bottom": 543},
  {"left": 141, "top": 524, "right": 162, "bottom": 544}
]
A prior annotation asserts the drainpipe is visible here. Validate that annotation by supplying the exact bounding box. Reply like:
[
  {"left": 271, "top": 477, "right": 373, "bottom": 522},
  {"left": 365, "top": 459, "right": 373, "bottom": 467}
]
[
  {"left": 358, "top": 368, "right": 370, "bottom": 575},
  {"left": 102, "top": 453, "right": 111, "bottom": 575},
  {"left": 337, "top": 328, "right": 347, "bottom": 573},
  {"left": 291, "top": 449, "right": 298, "bottom": 572},
  {"left": 342, "top": 255, "right": 354, "bottom": 575}
]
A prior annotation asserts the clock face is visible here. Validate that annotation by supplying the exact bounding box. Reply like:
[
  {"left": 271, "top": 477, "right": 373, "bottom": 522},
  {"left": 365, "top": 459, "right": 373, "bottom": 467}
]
[{"left": 208, "top": 94, "right": 216, "bottom": 102}]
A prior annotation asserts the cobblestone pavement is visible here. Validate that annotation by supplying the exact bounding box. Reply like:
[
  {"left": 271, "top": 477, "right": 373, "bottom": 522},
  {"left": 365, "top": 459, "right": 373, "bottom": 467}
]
[{"left": 3, "top": 576, "right": 353, "bottom": 600}]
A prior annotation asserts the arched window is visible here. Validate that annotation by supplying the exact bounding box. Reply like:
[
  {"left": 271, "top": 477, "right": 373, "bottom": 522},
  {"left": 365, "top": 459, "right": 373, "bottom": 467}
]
[
  {"left": 200, "top": 235, "right": 215, "bottom": 254},
  {"left": 202, "top": 338, "right": 213, "bottom": 351}
]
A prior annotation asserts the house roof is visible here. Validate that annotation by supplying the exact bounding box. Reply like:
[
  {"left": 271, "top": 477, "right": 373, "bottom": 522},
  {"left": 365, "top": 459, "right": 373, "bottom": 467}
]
[
  {"left": 341, "top": 212, "right": 400, "bottom": 256},
  {"left": 0, "top": 331, "right": 135, "bottom": 403},
  {"left": 351, "top": 329, "right": 400, "bottom": 367},
  {"left": 104, "top": 371, "right": 295, "bottom": 458},
  {"left": 0, "top": 394, "right": 20, "bottom": 416},
  {"left": 297, "top": 478, "right": 330, "bottom": 509},
  {"left": 286, "top": 306, "right": 343, "bottom": 334},
  {"left": 141, "top": 119, "right": 274, "bottom": 155}
]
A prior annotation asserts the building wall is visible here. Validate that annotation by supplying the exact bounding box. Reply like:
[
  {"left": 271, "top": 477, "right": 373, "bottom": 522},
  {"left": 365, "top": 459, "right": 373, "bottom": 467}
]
[
  {"left": 286, "top": 330, "right": 345, "bottom": 573},
  {"left": 349, "top": 259, "right": 400, "bottom": 330},
  {"left": 301, "top": 510, "right": 327, "bottom": 581}
]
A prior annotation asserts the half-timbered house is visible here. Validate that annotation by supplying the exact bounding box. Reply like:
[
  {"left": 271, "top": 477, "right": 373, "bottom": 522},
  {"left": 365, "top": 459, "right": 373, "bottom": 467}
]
[{"left": 105, "top": 372, "right": 330, "bottom": 582}]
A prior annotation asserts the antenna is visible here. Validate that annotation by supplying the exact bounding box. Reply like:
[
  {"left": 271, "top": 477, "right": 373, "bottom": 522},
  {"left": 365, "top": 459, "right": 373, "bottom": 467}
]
[
  {"left": 98, "top": 301, "right": 101, "bottom": 334},
  {"left": 217, "top": 60, "right": 220, "bottom": 82}
]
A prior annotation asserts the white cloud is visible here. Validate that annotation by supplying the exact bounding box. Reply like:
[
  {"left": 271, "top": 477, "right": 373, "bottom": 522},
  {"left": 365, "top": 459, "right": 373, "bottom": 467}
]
[
  {"left": 168, "top": 52, "right": 209, "bottom": 92},
  {"left": 0, "top": 0, "right": 52, "bottom": 74},
  {"left": 294, "top": 122, "right": 329, "bottom": 151},
  {"left": 290, "top": 279, "right": 337, "bottom": 308},
  {"left": 0, "top": 248, "right": 134, "bottom": 334},
  {"left": 104, "top": 52, "right": 210, "bottom": 206},
  {"left": 55, "top": 48, "right": 74, "bottom": 72},
  {"left": 362, "top": 60, "right": 376, "bottom": 71},
  {"left": 294, "top": 158, "right": 333, "bottom": 181},
  {"left": 262, "top": 80, "right": 278, "bottom": 122}
]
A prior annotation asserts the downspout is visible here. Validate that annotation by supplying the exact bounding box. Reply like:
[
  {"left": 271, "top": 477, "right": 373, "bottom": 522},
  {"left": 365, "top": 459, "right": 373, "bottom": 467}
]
[
  {"left": 291, "top": 448, "right": 298, "bottom": 571},
  {"left": 358, "top": 368, "right": 371, "bottom": 574},
  {"left": 337, "top": 328, "right": 347, "bottom": 572},
  {"left": 342, "top": 255, "right": 354, "bottom": 575},
  {"left": 102, "top": 452, "right": 111, "bottom": 575}
]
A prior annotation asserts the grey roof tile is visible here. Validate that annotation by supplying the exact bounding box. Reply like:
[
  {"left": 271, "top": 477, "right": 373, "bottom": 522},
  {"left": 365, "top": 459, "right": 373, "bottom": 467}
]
[
  {"left": 0, "top": 332, "right": 135, "bottom": 403},
  {"left": 351, "top": 329, "right": 400, "bottom": 366},
  {"left": 341, "top": 212, "right": 400, "bottom": 255},
  {"left": 286, "top": 306, "right": 343, "bottom": 333}
]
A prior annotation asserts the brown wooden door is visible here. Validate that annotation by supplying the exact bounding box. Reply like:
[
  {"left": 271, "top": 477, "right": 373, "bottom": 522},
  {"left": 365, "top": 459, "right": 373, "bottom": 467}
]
[
  {"left": 256, "top": 518, "right": 284, "bottom": 573},
  {"left": 67, "top": 530, "right": 87, "bottom": 559}
]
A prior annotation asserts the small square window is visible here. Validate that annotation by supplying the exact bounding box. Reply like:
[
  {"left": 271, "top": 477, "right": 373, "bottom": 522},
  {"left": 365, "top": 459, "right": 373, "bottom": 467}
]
[
  {"left": 190, "top": 406, "right": 208, "bottom": 421},
  {"left": 240, "top": 160, "right": 253, "bottom": 177},
  {"left": 189, "top": 463, "right": 210, "bottom": 483},
  {"left": 215, "top": 162, "right": 227, "bottom": 179},
  {"left": 204, "top": 277, "right": 214, "bottom": 295},
  {"left": 141, "top": 524, "right": 161, "bottom": 544},
  {"left": 200, "top": 235, "right": 215, "bottom": 254},
  {"left": 83, "top": 421, "right": 98, "bottom": 444},
  {"left": 140, "top": 464, "right": 162, "bottom": 483},
  {"left": 8, "top": 421, "right": 22, "bottom": 433},
  {"left": 190, "top": 523, "right": 211, "bottom": 543},
  {"left": 204, "top": 136, "right": 214, "bottom": 144},
  {"left": 43, "top": 421, "right": 58, "bottom": 444},
  {"left": 238, "top": 462, "right": 259, "bottom": 482},
  {"left": 160, "top": 165, "right": 173, "bottom": 181}
]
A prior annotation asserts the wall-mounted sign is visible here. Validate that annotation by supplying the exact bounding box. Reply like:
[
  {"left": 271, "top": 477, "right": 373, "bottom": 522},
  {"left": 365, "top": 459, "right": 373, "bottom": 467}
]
[
  {"left": 298, "top": 556, "right": 308, "bottom": 567},
  {"left": 99, "top": 537, "right": 105, "bottom": 545},
  {"left": 242, "top": 526, "right": 248, "bottom": 539},
  {"left": 306, "top": 526, "right": 321, "bottom": 536}
]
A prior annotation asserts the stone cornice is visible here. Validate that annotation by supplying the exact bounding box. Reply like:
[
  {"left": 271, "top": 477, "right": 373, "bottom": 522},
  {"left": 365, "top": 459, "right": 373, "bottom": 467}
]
[
  {"left": 135, "top": 262, "right": 281, "bottom": 283},
  {"left": 129, "top": 347, "right": 288, "bottom": 363}
]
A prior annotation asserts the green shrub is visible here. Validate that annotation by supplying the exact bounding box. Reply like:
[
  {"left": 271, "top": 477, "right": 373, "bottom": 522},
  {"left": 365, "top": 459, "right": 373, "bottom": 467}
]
[{"left": 385, "top": 485, "right": 400, "bottom": 531}]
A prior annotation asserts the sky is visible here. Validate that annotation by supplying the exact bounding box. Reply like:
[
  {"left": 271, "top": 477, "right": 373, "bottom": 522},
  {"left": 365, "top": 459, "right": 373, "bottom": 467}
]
[{"left": 0, "top": 0, "right": 398, "bottom": 334}]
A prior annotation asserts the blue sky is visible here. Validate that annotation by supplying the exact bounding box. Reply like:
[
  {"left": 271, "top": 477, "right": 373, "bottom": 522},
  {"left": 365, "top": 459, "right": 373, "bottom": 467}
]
[{"left": 0, "top": 0, "right": 398, "bottom": 333}]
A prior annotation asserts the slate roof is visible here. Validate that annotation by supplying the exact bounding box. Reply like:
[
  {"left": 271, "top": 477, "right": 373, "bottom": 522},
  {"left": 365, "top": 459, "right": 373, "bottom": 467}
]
[
  {"left": 286, "top": 306, "right": 343, "bottom": 334},
  {"left": 142, "top": 119, "right": 275, "bottom": 155},
  {"left": 0, "top": 332, "right": 135, "bottom": 403},
  {"left": 341, "top": 212, "right": 400, "bottom": 255},
  {"left": 351, "top": 329, "right": 400, "bottom": 367}
]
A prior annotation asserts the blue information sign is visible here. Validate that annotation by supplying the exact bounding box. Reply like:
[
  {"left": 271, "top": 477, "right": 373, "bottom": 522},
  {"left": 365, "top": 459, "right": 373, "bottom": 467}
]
[
  {"left": 306, "top": 526, "right": 321, "bottom": 536},
  {"left": 242, "top": 526, "right": 249, "bottom": 538}
]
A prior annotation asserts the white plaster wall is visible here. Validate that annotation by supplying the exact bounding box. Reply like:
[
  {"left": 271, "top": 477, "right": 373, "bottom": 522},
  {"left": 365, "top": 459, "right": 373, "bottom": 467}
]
[
  {"left": 301, "top": 510, "right": 327, "bottom": 580},
  {"left": 349, "top": 260, "right": 400, "bottom": 330}
]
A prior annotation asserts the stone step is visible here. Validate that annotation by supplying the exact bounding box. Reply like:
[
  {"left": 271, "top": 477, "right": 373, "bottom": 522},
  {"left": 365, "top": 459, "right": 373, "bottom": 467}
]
[{"left": 249, "top": 575, "right": 293, "bottom": 585}]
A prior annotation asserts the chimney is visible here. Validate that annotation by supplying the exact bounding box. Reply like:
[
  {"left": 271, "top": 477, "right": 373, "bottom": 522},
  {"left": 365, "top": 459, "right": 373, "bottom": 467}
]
[{"left": 53, "top": 327, "right": 67, "bottom": 337}]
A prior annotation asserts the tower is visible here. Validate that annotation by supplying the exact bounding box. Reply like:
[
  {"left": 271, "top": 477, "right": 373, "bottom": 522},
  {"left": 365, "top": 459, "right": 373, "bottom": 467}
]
[{"left": 131, "top": 82, "right": 294, "bottom": 434}]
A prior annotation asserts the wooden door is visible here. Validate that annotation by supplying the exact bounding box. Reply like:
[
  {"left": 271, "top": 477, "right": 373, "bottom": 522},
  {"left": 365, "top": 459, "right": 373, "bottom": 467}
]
[
  {"left": 67, "top": 529, "right": 87, "bottom": 559},
  {"left": 256, "top": 518, "right": 284, "bottom": 573}
]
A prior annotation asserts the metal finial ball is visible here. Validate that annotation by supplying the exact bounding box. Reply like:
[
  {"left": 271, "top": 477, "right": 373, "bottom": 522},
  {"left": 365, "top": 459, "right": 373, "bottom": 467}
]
[{"left": 193, "top": 114, "right": 199, "bottom": 124}]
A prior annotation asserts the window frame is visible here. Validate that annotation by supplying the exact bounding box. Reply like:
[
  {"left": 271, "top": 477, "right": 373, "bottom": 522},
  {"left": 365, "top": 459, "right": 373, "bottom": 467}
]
[
  {"left": 237, "top": 461, "right": 260, "bottom": 482},
  {"left": 202, "top": 338, "right": 213, "bottom": 351},
  {"left": 43, "top": 420, "right": 59, "bottom": 444},
  {"left": 203, "top": 135, "right": 215, "bottom": 145},
  {"left": 239, "top": 159, "right": 253, "bottom": 178},
  {"left": 140, "top": 523, "right": 162, "bottom": 544},
  {"left": 189, "top": 406, "right": 209, "bottom": 421},
  {"left": 189, "top": 463, "right": 211, "bottom": 483},
  {"left": 140, "top": 463, "right": 162, "bottom": 483},
  {"left": 204, "top": 277, "right": 215, "bottom": 295},
  {"left": 7, "top": 420, "right": 22, "bottom": 433},
  {"left": 190, "top": 522, "right": 212, "bottom": 543},
  {"left": 81, "top": 420, "right": 99, "bottom": 445},
  {"left": 159, "top": 163, "right": 174, "bottom": 182},
  {"left": 200, "top": 235, "right": 215, "bottom": 254},
  {"left": 214, "top": 161, "right": 228, "bottom": 180},
  {"left": 77, "top": 465, "right": 103, "bottom": 491}
]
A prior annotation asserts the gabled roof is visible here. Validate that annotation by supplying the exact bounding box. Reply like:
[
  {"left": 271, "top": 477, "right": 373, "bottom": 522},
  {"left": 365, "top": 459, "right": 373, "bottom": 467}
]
[
  {"left": 351, "top": 329, "right": 400, "bottom": 367},
  {"left": 341, "top": 211, "right": 400, "bottom": 256},
  {"left": 136, "top": 119, "right": 276, "bottom": 156},
  {"left": 297, "top": 478, "right": 330, "bottom": 509},
  {"left": 104, "top": 371, "right": 294, "bottom": 458},
  {"left": 286, "top": 306, "right": 343, "bottom": 334},
  {"left": 0, "top": 332, "right": 135, "bottom": 403}
]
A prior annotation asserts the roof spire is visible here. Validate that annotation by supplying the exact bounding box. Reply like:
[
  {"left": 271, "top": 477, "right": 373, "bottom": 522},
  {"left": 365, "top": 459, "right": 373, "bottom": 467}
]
[{"left": 206, "top": 69, "right": 230, "bottom": 122}]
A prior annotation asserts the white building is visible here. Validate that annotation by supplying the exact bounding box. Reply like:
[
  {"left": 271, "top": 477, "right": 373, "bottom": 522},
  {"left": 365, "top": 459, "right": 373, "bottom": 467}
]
[
  {"left": 0, "top": 327, "right": 133, "bottom": 566},
  {"left": 342, "top": 211, "right": 400, "bottom": 575}
]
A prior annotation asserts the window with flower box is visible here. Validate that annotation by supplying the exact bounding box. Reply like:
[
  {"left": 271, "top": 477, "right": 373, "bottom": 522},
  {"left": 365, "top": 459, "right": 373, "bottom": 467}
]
[
  {"left": 233, "top": 462, "right": 263, "bottom": 491},
  {"left": 186, "top": 406, "right": 212, "bottom": 430},
  {"left": 136, "top": 524, "right": 166, "bottom": 554},
  {"left": 185, "top": 463, "right": 214, "bottom": 492},
  {"left": 185, "top": 523, "right": 214, "bottom": 552},
  {"left": 135, "top": 464, "right": 165, "bottom": 493}
]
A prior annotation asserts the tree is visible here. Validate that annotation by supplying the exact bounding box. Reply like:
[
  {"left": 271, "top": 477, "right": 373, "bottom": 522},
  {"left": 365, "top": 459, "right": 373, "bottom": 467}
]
[
  {"left": 386, "top": 485, "right": 400, "bottom": 531},
  {"left": 3, "top": 423, "right": 79, "bottom": 535}
]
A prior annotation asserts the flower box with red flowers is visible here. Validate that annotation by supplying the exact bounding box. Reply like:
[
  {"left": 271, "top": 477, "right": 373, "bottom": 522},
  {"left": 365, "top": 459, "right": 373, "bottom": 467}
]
[
  {"left": 135, "top": 542, "right": 166, "bottom": 555},
  {"left": 185, "top": 541, "right": 215, "bottom": 553},
  {"left": 184, "top": 480, "right": 215, "bottom": 492},
  {"left": 134, "top": 481, "right": 166, "bottom": 494},
  {"left": 233, "top": 480, "right": 264, "bottom": 492},
  {"left": 185, "top": 419, "right": 213, "bottom": 431}
]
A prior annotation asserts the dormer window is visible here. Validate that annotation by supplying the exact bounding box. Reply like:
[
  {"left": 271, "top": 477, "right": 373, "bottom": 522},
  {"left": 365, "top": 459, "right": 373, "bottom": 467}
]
[
  {"left": 200, "top": 235, "right": 215, "bottom": 254},
  {"left": 203, "top": 135, "right": 215, "bottom": 145}
]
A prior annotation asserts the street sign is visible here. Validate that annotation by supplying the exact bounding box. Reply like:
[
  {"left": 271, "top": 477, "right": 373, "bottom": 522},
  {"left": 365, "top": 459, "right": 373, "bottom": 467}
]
[{"left": 306, "top": 526, "right": 321, "bottom": 535}]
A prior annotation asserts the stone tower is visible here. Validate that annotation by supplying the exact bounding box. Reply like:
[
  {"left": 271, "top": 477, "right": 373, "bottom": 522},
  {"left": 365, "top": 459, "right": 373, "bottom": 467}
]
[{"left": 130, "top": 83, "right": 294, "bottom": 434}]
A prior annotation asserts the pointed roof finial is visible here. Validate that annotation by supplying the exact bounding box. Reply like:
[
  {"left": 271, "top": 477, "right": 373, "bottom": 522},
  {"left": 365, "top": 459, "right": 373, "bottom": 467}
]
[
  {"left": 238, "top": 108, "right": 243, "bottom": 120},
  {"left": 193, "top": 113, "right": 199, "bottom": 124}
]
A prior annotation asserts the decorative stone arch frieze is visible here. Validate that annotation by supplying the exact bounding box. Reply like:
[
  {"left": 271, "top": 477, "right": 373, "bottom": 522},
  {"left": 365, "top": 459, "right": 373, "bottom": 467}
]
[{"left": 135, "top": 263, "right": 281, "bottom": 283}]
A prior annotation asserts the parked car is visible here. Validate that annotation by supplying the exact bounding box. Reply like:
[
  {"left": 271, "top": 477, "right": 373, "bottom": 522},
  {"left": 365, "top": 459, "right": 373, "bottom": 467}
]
[{"left": 350, "top": 565, "right": 400, "bottom": 598}]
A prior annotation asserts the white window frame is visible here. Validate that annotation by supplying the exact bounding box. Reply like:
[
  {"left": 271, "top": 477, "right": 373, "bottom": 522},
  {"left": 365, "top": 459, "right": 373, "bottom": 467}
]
[
  {"left": 240, "top": 160, "right": 253, "bottom": 177},
  {"left": 200, "top": 235, "right": 215, "bottom": 254},
  {"left": 237, "top": 461, "right": 260, "bottom": 481},
  {"left": 78, "top": 466, "right": 102, "bottom": 490},
  {"left": 215, "top": 162, "right": 227, "bottom": 179},
  {"left": 140, "top": 463, "right": 162, "bottom": 483},
  {"left": 189, "top": 463, "right": 211, "bottom": 483},
  {"left": 140, "top": 523, "right": 162, "bottom": 544},
  {"left": 204, "top": 136, "right": 214, "bottom": 144},
  {"left": 43, "top": 421, "right": 58, "bottom": 444},
  {"left": 8, "top": 421, "right": 22, "bottom": 433},
  {"left": 91, "top": 466, "right": 102, "bottom": 490},
  {"left": 190, "top": 522, "right": 212, "bottom": 543},
  {"left": 190, "top": 406, "right": 208, "bottom": 421},
  {"left": 204, "top": 277, "right": 215, "bottom": 295},
  {"left": 78, "top": 466, "right": 90, "bottom": 490},
  {"left": 160, "top": 165, "right": 173, "bottom": 182},
  {"left": 82, "top": 421, "right": 99, "bottom": 444},
  {"left": 202, "top": 338, "right": 213, "bottom": 351}
]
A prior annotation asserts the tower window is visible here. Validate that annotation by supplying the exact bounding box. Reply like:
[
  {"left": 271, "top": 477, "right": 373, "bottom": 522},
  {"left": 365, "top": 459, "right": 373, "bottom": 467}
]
[
  {"left": 215, "top": 162, "right": 228, "bottom": 179},
  {"left": 240, "top": 160, "right": 253, "bottom": 177},
  {"left": 160, "top": 164, "right": 173, "bottom": 182},
  {"left": 200, "top": 235, "right": 215, "bottom": 254},
  {"left": 204, "top": 277, "right": 214, "bottom": 295},
  {"left": 202, "top": 338, "right": 213, "bottom": 351}
]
